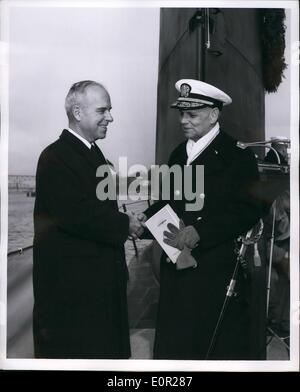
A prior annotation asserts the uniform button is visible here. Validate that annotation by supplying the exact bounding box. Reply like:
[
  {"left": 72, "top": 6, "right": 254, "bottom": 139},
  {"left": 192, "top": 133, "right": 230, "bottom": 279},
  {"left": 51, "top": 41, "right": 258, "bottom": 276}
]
[
  {"left": 174, "top": 190, "right": 181, "bottom": 196},
  {"left": 197, "top": 216, "right": 202, "bottom": 221},
  {"left": 199, "top": 193, "right": 205, "bottom": 199},
  {"left": 214, "top": 150, "right": 219, "bottom": 154}
]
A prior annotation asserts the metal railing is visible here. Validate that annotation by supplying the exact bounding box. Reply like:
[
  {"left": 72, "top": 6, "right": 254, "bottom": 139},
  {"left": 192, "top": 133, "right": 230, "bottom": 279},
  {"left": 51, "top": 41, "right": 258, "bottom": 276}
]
[
  {"left": 7, "top": 198, "right": 153, "bottom": 258},
  {"left": 8, "top": 245, "right": 33, "bottom": 257}
]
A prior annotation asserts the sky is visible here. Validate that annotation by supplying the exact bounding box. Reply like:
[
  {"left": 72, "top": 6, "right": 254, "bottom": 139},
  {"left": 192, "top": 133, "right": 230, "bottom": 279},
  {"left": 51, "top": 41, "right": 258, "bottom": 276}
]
[
  {"left": 5, "top": 4, "right": 293, "bottom": 175},
  {"left": 7, "top": 6, "right": 160, "bottom": 175}
]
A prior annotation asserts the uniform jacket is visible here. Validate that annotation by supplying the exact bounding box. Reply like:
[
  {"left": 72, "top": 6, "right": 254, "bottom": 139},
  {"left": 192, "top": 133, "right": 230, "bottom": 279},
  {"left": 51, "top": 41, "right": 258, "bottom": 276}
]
[
  {"left": 33, "top": 129, "right": 130, "bottom": 359},
  {"left": 145, "top": 130, "right": 263, "bottom": 360}
]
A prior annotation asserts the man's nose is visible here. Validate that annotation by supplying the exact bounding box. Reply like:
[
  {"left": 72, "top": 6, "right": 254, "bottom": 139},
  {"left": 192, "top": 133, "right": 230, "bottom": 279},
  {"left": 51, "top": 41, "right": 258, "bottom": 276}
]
[
  {"left": 180, "top": 113, "right": 188, "bottom": 124},
  {"left": 105, "top": 111, "right": 113, "bottom": 122}
]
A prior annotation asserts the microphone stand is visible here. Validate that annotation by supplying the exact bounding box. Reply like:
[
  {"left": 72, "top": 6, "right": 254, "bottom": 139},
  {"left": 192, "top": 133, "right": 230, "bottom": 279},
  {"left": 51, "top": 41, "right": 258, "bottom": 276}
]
[
  {"left": 205, "top": 227, "right": 257, "bottom": 359},
  {"left": 266, "top": 200, "right": 277, "bottom": 317}
]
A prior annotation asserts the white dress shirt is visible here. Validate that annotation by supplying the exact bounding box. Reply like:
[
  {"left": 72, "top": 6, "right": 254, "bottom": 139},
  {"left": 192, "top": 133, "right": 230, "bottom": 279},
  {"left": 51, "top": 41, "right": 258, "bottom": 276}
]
[
  {"left": 67, "top": 128, "right": 92, "bottom": 149},
  {"left": 186, "top": 122, "right": 220, "bottom": 165}
]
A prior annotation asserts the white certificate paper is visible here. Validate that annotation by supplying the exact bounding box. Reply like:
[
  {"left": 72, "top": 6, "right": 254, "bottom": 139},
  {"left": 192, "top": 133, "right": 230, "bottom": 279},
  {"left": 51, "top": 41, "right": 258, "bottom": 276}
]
[{"left": 145, "top": 204, "right": 181, "bottom": 263}]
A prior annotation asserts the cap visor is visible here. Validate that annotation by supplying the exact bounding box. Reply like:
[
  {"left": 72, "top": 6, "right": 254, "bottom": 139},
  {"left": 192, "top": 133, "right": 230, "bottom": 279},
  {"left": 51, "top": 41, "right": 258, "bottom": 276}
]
[{"left": 170, "top": 101, "right": 208, "bottom": 110}]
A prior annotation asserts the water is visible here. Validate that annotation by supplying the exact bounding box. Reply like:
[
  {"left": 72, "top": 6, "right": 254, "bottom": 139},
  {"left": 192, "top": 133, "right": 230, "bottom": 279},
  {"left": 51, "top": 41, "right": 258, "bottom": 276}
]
[
  {"left": 8, "top": 192, "right": 35, "bottom": 253},
  {"left": 8, "top": 191, "right": 151, "bottom": 256}
]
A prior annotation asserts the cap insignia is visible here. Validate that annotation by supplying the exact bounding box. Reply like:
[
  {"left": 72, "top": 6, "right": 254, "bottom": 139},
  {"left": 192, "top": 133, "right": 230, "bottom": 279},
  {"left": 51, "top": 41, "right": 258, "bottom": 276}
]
[{"left": 180, "top": 83, "right": 191, "bottom": 98}]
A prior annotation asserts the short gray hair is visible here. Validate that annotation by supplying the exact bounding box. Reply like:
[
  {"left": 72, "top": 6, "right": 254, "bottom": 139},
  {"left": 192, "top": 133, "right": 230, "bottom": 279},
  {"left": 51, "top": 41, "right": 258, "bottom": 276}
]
[{"left": 65, "top": 80, "right": 106, "bottom": 120}]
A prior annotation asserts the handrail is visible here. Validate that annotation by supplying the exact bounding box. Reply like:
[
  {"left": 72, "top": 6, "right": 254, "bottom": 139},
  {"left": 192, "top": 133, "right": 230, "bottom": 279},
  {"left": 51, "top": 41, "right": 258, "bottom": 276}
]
[
  {"left": 8, "top": 245, "right": 33, "bottom": 257},
  {"left": 8, "top": 199, "right": 153, "bottom": 257}
]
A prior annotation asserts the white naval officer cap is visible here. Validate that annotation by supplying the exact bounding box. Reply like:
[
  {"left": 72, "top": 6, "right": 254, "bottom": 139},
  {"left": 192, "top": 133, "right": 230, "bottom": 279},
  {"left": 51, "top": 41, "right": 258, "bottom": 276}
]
[{"left": 171, "top": 79, "right": 232, "bottom": 110}]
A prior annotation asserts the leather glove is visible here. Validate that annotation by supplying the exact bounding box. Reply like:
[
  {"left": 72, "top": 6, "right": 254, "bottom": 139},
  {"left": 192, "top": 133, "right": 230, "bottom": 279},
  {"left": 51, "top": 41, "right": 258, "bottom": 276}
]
[
  {"left": 163, "top": 220, "right": 200, "bottom": 250},
  {"left": 176, "top": 246, "right": 198, "bottom": 270}
]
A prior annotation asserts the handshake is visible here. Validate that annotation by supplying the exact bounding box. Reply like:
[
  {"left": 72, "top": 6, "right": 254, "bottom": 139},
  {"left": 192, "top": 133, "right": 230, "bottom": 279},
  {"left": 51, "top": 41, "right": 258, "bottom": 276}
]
[
  {"left": 126, "top": 211, "right": 147, "bottom": 240},
  {"left": 125, "top": 210, "right": 201, "bottom": 270}
]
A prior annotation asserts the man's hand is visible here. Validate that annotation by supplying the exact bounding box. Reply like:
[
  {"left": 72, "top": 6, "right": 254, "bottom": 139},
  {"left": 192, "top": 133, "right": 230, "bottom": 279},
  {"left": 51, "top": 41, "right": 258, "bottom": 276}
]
[
  {"left": 136, "top": 212, "right": 147, "bottom": 227},
  {"left": 126, "top": 211, "right": 144, "bottom": 239},
  {"left": 163, "top": 220, "right": 200, "bottom": 250}
]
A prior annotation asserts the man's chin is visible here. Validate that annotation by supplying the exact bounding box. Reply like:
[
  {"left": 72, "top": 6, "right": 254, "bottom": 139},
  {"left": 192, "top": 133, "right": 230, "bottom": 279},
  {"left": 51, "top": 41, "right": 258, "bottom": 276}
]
[
  {"left": 97, "top": 130, "right": 107, "bottom": 139},
  {"left": 183, "top": 131, "right": 193, "bottom": 139}
]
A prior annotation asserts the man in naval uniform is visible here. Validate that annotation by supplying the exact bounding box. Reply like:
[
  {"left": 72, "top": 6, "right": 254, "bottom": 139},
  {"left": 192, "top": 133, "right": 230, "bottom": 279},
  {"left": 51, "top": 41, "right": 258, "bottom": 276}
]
[
  {"left": 141, "top": 79, "right": 263, "bottom": 360},
  {"left": 33, "top": 80, "right": 142, "bottom": 358}
]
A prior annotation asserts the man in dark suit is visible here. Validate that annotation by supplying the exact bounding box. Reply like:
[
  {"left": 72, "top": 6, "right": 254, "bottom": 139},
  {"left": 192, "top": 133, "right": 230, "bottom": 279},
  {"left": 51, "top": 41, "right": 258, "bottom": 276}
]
[
  {"left": 140, "top": 79, "right": 264, "bottom": 360},
  {"left": 33, "top": 80, "right": 142, "bottom": 359}
]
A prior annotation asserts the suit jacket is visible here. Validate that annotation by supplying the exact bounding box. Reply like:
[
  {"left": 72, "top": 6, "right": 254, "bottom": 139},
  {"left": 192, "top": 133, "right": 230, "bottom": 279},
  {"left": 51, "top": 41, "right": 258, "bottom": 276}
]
[
  {"left": 33, "top": 129, "right": 130, "bottom": 359},
  {"left": 145, "top": 130, "right": 264, "bottom": 360}
]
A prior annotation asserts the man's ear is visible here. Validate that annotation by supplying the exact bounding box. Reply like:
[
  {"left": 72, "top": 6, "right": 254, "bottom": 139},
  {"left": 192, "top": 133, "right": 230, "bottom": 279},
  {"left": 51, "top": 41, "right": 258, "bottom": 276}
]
[
  {"left": 210, "top": 107, "right": 220, "bottom": 124},
  {"left": 72, "top": 105, "right": 81, "bottom": 121}
]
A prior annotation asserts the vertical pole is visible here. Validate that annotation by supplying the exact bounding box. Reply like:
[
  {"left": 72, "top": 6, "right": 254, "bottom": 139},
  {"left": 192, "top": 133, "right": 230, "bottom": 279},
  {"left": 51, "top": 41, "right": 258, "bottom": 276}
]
[
  {"left": 266, "top": 201, "right": 277, "bottom": 318},
  {"left": 196, "top": 8, "right": 206, "bottom": 81},
  {"left": 122, "top": 203, "right": 139, "bottom": 258},
  {"left": 132, "top": 237, "right": 139, "bottom": 258}
]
